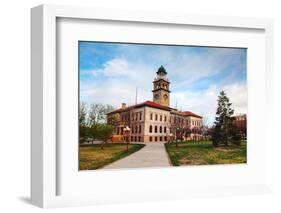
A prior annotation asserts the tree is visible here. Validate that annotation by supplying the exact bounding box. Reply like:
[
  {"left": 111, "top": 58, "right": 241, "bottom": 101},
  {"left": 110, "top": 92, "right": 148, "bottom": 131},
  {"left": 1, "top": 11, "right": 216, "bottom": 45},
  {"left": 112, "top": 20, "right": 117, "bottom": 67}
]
[
  {"left": 97, "top": 124, "right": 114, "bottom": 149},
  {"left": 79, "top": 102, "right": 88, "bottom": 126},
  {"left": 80, "top": 125, "right": 90, "bottom": 143},
  {"left": 79, "top": 102, "right": 89, "bottom": 142},
  {"left": 88, "top": 103, "right": 115, "bottom": 125},
  {"left": 229, "top": 125, "right": 242, "bottom": 146},
  {"left": 201, "top": 113, "right": 211, "bottom": 140},
  {"left": 212, "top": 90, "right": 238, "bottom": 146}
]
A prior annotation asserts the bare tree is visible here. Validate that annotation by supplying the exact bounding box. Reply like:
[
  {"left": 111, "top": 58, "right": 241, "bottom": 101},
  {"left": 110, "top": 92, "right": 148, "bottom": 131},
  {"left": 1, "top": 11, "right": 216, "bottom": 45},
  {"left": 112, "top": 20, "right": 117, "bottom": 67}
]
[
  {"left": 88, "top": 103, "right": 115, "bottom": 125},
  {"left": 79, "top": 102, "right": 88, "bottom": 126}
]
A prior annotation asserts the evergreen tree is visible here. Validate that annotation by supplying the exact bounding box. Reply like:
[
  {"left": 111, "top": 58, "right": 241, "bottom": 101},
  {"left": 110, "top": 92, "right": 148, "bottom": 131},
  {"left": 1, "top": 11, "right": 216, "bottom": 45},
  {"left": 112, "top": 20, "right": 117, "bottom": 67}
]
[{"left": 212, "top": 90, "right": 236, "bottom": 146}]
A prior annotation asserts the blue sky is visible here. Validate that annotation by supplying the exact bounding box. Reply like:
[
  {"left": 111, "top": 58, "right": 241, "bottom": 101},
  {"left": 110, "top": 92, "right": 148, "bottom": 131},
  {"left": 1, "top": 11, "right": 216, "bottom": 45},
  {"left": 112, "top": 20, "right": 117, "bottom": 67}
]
[{"left": 79, "top": 41, "right": 247, "bottom": 125}]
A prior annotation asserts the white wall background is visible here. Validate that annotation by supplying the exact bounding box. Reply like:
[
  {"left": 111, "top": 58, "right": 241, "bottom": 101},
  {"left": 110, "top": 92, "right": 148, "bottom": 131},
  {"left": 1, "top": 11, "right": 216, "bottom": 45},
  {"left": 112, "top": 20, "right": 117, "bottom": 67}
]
[{"left": 0, "top": 0, "right": 280, "bottom": 212}]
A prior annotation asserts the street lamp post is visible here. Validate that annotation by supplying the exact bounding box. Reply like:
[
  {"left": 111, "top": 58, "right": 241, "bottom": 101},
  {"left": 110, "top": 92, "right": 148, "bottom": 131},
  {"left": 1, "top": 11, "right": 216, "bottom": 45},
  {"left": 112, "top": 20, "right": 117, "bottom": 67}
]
[
  {"left": 168, "top": 133, "right": 173, "bottom": 143},
  {"left": 123, "top": 126, "right": 131, "bottom": 152}
]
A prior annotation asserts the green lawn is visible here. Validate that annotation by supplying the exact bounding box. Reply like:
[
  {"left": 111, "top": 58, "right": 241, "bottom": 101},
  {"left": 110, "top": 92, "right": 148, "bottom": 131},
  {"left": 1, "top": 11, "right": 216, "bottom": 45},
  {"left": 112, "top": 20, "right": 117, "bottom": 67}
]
[
  {"left": 165, "top": 140, "right": 247, "bottom": 166},
  {"left": 79, "top": 143, "right": 145, "bottom": 170}
]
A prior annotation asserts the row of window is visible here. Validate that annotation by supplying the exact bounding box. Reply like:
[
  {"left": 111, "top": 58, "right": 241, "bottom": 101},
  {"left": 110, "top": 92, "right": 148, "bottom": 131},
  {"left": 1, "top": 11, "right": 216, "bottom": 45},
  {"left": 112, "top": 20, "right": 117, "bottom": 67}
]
[
  {"left": 155, "top": 83, "right": 169, "bottom": 90},
  {"left": 119, "top": 112, "right": 201, "bottom": 127},
  {"left": 116, "top": 125, "right": 142, "bottom": 135},
  {"left": 149, "top": 125, "right": 167, "bottom": 134},
  {"left": 131, "top": 136, "right": 142, "bottom": 142},
  {"left": 131, "top": 111, "right": 142, "bottom": 121},
  {"left": 149, "top": 136, "right": 167, "bottom": 142},
  {"left": 170, "top": 116, "right": 202, "bottom": 126},
  {"left": 131, "top": 125, "right": 142, "bottom": 134},
  {"left": 120, "top": 112, "right": 143, "bottom": 122},
  {"left": 192, "top": 120, "right": 201, "bottom": 126},
  {"left": 150, "top": 113, "right": 167, "bottom": 122},
  {"left": 120, "top": 113, "right": 130, "bottom": 122}
]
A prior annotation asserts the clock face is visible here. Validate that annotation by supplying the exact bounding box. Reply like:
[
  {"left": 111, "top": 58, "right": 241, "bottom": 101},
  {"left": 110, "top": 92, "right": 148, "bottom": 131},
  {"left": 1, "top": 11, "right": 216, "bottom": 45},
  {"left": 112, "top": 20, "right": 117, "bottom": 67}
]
[{"left": 154, "top": 94, "right": 159, "bottom": 100}]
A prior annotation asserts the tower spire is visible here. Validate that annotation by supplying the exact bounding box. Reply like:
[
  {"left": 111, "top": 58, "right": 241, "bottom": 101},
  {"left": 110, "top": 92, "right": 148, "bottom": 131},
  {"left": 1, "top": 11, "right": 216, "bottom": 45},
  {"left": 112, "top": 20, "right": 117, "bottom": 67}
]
[{"left": 152, "top": 66, "right": 171, "bottom": 107}]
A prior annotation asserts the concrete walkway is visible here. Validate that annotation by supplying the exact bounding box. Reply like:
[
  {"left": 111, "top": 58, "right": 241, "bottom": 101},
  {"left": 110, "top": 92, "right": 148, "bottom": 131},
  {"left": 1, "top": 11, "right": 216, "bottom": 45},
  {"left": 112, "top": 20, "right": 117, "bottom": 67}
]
[{"left": 102, "top": 142, "right": 171, "bottom": 169}]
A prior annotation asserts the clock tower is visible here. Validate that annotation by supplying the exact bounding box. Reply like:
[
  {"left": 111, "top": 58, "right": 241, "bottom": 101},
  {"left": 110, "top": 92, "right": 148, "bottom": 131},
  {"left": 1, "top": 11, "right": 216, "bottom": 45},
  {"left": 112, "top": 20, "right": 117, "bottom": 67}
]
[{"left": 152, "top": 65, "right": 171, "bottom": 107}]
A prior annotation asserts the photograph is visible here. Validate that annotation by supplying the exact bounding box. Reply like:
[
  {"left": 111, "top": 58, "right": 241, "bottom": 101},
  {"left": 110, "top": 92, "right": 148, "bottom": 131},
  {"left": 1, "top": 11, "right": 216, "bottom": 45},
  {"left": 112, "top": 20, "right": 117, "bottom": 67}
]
[{"left": 79, "top": 41, "right": 247, "bottom": 170}]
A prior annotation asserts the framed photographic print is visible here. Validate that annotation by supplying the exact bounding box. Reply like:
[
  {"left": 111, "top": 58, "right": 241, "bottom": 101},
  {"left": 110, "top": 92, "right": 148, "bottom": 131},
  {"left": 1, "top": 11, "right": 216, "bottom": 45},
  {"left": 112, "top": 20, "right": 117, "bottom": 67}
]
[{"left": 31, "top": 4, "right": 274, "bottom": 208}]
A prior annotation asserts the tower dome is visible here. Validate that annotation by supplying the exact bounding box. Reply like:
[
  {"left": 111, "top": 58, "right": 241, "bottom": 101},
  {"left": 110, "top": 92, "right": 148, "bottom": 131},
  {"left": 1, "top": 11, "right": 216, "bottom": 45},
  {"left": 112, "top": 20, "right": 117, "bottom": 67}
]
[{"left": 156, "top": 65, "right": 167, "bottom": 75}]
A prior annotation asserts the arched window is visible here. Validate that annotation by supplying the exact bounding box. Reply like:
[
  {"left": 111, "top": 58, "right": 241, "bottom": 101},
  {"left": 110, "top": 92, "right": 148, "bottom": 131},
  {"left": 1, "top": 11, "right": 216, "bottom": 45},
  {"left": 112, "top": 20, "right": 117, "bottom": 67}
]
[
  {"left": 160, "top": 126, "right": 162, "bottom": 133},
  {"left": 149, "top": 125, "right": 152, "bottom": 133},
  {"left": 164, "top": 126, "right": 167, "bottom": 133},
  {"left": 155, "top": 125, "right": 158, "bottom": 133}
]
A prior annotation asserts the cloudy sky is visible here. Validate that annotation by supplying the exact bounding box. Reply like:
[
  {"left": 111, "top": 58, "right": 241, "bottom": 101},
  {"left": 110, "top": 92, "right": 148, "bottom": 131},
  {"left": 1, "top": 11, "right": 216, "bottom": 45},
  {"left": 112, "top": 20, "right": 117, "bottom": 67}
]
[{"left": 79, "top": 41, "right": 247, "bottom": 125}]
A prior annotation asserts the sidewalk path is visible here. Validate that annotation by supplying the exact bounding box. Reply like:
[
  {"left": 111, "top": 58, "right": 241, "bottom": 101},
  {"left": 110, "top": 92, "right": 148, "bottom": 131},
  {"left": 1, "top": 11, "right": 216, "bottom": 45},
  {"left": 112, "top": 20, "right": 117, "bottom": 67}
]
[{"left": 102, "top": 142, "right": 171, "bottom": 169}]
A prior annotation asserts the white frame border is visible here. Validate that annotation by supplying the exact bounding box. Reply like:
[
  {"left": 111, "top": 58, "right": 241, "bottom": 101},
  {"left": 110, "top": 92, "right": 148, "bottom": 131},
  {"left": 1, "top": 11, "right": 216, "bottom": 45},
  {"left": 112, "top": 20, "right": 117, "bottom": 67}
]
[{"left": 31, "top": 4, "right": 274, "bottom": 208}]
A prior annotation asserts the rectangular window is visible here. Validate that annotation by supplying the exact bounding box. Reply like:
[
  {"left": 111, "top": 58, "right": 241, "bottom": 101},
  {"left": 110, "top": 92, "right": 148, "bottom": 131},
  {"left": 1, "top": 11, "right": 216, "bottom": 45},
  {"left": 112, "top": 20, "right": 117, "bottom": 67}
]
[
  {"left": 150, "top": 113, "right": 153, "bottom": 120},
  {"left": 131, "top": 136, "right": 134, "bottom": 141},
  {"left": 135, "top": 136, "right": 137, "bottom": 142},
  {"left": 138, "top": 136, "right": 141, "bottom": 142},
  {"left": 154, "top": 125, "right": 158, "bottom": 133},
  {"left": 155, "top": 136, "right": 158, "bottom": 142},
  {"left": 160, "top": 136, "right": 162, "bottom": 141},
  {"left": 164, "top": 136, "right": 167, "bottom": 141},
  {"left": 155, "top": 114, "right": 158, "bottom": 121},
  {"left": 149, "top": 137, "right": 152, "bottom": 142},
  {"left": 149, "top": 125, "right": 152, "bottom": 133},
  {"left": 160, "top": 115, "right": 162, "bottom": 121},
  {"left": 139, "top": 125, "right": 141, "bottom": 133},
  {"left": 164, "top": 116, "right": 167, "bottom": 122},
  {"left": 139, "top": 112, "right": 142, "bottom": 120},
  {"left": 164, "top": 126, "right": 167, "bottom": 133},
  {"left": 160, "top": 126, "right": 162, "bottom": 133}
]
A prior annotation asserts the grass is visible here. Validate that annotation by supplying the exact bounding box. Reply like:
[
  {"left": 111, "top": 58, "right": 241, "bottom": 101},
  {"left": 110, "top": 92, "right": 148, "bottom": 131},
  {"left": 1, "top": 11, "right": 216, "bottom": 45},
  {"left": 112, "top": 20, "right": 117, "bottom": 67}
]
[
  {"left": 79, "top": 143, "right": 145, "bottom": 170},
  {"left": 165, "top": 140, "right": 247, "bottom": 166}
]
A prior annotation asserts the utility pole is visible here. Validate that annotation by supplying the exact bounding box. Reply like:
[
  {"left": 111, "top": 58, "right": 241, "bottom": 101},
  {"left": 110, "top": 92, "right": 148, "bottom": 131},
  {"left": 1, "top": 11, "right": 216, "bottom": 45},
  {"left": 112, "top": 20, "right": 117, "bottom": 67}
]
[{"left": 135, "top": 87, "right": 138, "bottom": 104}]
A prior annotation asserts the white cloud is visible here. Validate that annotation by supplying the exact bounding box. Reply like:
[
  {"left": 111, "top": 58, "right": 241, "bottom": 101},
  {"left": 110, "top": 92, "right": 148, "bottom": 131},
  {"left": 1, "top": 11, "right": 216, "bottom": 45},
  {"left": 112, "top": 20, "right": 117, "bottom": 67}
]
[
  {"left": 171, "top": 83, "right": 247, "bottom": 125},
  {"left": 102, "top": 58, "right": 129, "bottom": 77},
  {"left": 80, "top": 46, "right": 247, "bottom": 124}
]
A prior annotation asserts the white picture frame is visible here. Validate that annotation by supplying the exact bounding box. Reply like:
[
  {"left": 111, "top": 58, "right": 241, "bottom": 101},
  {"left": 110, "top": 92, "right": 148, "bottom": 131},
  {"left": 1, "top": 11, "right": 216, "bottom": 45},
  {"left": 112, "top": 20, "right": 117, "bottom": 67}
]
[{"left": 31, "top": 4, "right": 274, "bottom": 208}]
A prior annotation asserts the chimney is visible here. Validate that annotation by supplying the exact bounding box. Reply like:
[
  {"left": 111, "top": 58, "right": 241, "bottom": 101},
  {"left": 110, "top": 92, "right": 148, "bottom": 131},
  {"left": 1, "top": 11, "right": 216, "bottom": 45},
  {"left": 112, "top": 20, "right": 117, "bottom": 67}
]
[{"left": 121, "top": 103, "right": 126, "bottom": 109}]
